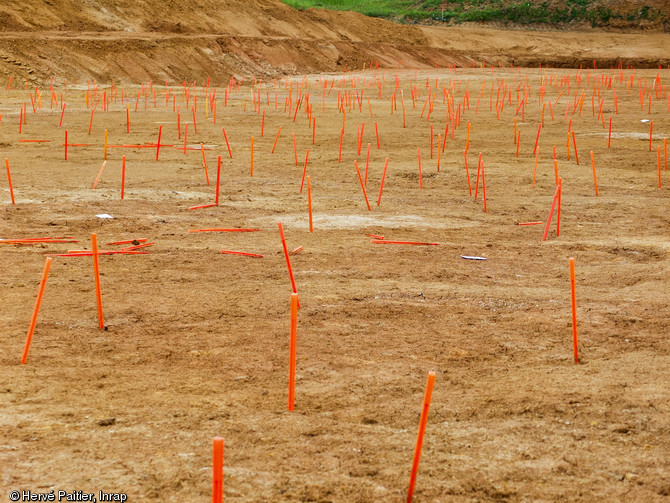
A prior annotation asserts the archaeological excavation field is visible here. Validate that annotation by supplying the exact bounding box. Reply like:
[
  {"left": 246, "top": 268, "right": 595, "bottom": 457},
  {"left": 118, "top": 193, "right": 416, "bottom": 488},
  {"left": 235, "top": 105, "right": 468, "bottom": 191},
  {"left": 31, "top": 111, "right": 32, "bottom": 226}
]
[{"left": 0, "top": 3, "right": 669, "bottom": 501}]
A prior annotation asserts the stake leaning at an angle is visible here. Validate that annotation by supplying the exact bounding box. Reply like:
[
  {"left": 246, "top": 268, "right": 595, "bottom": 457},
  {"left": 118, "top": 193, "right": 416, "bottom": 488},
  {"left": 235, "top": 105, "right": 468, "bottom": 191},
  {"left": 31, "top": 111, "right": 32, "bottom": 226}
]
[
  {"left": 21, "top": 258, "right": 53, "bottom": 364},
  {"left": 91, "top": 233, "right": 104, "bottom": 329},
  {"left": 407, "top": 371, "right": 436, "bottom": 502}
]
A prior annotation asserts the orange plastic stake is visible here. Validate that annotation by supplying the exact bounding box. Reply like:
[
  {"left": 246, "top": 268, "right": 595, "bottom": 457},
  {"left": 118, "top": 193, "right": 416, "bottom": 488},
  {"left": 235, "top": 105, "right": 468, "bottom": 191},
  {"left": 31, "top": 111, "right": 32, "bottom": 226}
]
[
  {"left": 250, "top": 137, "right": 254, "bottom": 176},
  {"left": 192, "top": 107, "right": 197, "bottom": 134},
  {"left": 542, "top": 183, "right": 561, "bottom": 242},
  {"left": 437, "top": 134, "right": 441, "bottom": 172},
  {"left": 277, "top": 223, "right": 299, "bottom": 304},
  {"left": 590, "top": 151, "right": 599, "bottom": 196},
  {"left": 64, "top": 130, "right": 68, "bottom": 160},
  {"left": 338, "top": 129, "right": 344, "bottom": 164},
  {"left": 377, "top": 157, "right": 389, "bottom": 206},
  {"left": 307, "top": 176, "right": 313, "bottom": 232},
  {"left": 474, "top": 153, "right": 482, "bottom": 200},
  {"left": 272, "top": 126, "right": 281, "bottom": 153},
  {"left": 156, "top": 126, "right": 162, "bottom": 160},
  {"left": 120, "top": 155, "right": 126, "bottom": 199},
  {"left": 183, "top": 123, "right": 188, "bottom": 154},
  {"left": 465, "top": 121, "right": 471, "bottom": 152},
  {"left": 569, "top": 257, "right": 579, "bottom": 364},
  {"left": 364, "top": 143, "right": 371, "bottom": 185},
  {"left": 608, "top": 117, "right": 612, "bottom": 148},
  {"left": 556, "top": 178, "right": 562, "bottom": 236},
  {"left": 289, "top": 246, "right": 304, "bottom": 256},
  {"left": 533, "top": 124, "right": 541, "bottom": 154},
  {"left": 658, "top": 146, "right": 662, "bottom": 189},
  {"left": 553, "top": 146, "right": 559, "bottom": 186},
  {"left": 5, "top": 158, "right": 15, "bottom": 204},
  {"left": 287, "top": 132, "right": 295, "bottom": 165},
  {"left": 92, "top": 160, "right": 107, "bottom": 189},
  {"left": 215, "top": 156, "right": 221, "bottom": 205},
  {"left": 212, "top": 437, "right": 224, "bottom": 503},
  {"left": 375, "top": 122, "right": 380, "bottom": 149},
  {"left": 20, "top": 257, "right": 53, "bottom": 364},
  {"left": 300, "top": 149, "right": 309, "bottom": 193},
  {"left": 91, "top": 233, "right": 104, "bottom": 329},
  {"left": 417, "top": 148, "right": 423, "bottom": 189},
  {"left": 354, "top": 160, "right": 372, "bottom": 211},
  {"left": 430, "top": 124, "right": 434, "bottom": 159},
  {"left": 406, "top": 371, "right": 436, "bottom": 503},
  {"left": 200, "top": 143, "right": 210, "bottom": 185},
  {"left": 104, "top": 129, "right": 108, "bottom": 160},
  {"left": 463, "top": 150, "right": 472, "bottom": 196},
  {"left": 220, "top": 250, "right": 263, "bottom": 258},
  {"left": 222, "top": 128, "right": 232, "bottom": 158},
  {"left": 571, "top": 131, "right": 579, "bottom": 165},
  {"left": 482, "top": 161, "right": 487, "bottom": 213},
  {"left": 288, "top": 292, "right": 299, "bottom": 411}
]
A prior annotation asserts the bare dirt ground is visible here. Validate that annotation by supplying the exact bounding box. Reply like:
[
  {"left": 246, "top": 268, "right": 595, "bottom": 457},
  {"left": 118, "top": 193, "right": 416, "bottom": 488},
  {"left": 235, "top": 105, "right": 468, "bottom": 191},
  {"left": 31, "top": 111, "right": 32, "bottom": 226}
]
[
  {"left": 0, "top": 1, "right": 669, "bottom": 502},
  {"left": 0, "top": 60, "right": 669, "bottom": 502}
]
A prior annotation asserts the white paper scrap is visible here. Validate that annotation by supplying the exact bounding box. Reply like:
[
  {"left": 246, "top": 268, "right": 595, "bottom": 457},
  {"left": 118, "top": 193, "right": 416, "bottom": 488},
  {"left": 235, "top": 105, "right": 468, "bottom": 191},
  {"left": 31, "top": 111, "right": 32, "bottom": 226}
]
[
  {"left": 461, "top": 255, "right": 487, "bottom": 261},
  {"left": 96, "top": 214, "right": 114, "bottom": 219}
]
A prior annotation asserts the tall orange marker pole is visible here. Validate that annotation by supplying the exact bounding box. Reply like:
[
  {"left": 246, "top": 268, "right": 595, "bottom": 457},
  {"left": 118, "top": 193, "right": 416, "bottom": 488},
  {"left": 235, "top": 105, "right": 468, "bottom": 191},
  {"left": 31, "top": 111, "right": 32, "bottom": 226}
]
[
  {"left": 277, "top": 222, "right": 299, "bottom": 306},
  {"left": 288, "top": 292, "right": 299, "bottom": 411},
  {"left": 590, "top": 151, "right": 599, "bottom": 196},
  {"left": 306, "top": 176, "right": 313, "bottom": 232},
  {"left": 20, "top": 257, "right": 53, "bottom": 364},
  {"left": 5, "top": 158, "right": 15, "bottom": 204},
  {"left": 212, "top": 437, "right": 224, "bottom": 503},
  {"left": 91, "top": 233, "right": 104, "bottom": 329},
  {"left": 570, "top": 257, "right": 579, "bottom": 364},
  {"left": 407, "top": 371, "right": 436, "bottom": 503},
  {"left": 120, "top": 155, "right": 126, "bottom": 200}
]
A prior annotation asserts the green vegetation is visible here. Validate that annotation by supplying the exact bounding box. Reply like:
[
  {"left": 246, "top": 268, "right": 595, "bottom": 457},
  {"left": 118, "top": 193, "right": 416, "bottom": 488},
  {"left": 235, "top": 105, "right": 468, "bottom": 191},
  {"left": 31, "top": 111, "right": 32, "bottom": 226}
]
[{"left": 280, "top": 0, "right": 665, "bottom": 27}]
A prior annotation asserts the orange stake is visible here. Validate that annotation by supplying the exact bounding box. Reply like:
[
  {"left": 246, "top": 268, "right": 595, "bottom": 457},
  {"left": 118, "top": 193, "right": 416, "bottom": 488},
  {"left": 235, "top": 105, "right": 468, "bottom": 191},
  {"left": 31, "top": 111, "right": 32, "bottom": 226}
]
[
  {"left": 288, "top": 292, "right": 299, "bottom": 411},
  {"left": 406, "top": 371, "right": 436, "bottom": 503},
  {"left": 200, "top": 143, "right": 210, "bottom": 185},
  {"left": 300, "top": 149, "right": 309, "bottom": 193},
  {"left": 278, "top": 222, "right": 299, "bottom": 305},
  {"left": 91, "top": 233, "right": 104, "bottom": 329},
  {"left": 569, "top": 257, "right": 579, "bottom": 364},
  {"left": 377, "top": 157, "right": 389, "bottom": 206},
  {"left": 212, "top": 437, "right": 224, "bottom": 503},
  {"left": 215, "top": 156, "right": 221, "bottom": 205},
  {"left": 20, "top": 257, "right": 53, "bottom": 364},
  {"left": 222, "top": 128, "right": 232, "bottom": 158},
  {"left": 250, "top": 137, "right": 254, "bottom": 176},
  {"left": 120, "top": 155, "right": 126, "bottom": 200},
  {"left": 572, "top": 131, "right": 580, "bottom": 165},
  {"left": 590, "top": 151, "right": 599, "bottom": 196},
  {"left": 92, "top": 160, "right": 107, "bottom": 189},
  {"left": 271, "top": 126, "right": 281, "bottom": 153},
  {"left": 292, "top": 132, "right": 298, "bottom": 166},
  {"left": 5, "top": 158, "right": 15, "bottom": 204},
  {"left": 658, "top": 146, "right": 662, "bottom": 189},
  {"left": 307, "top": 176, "right": 313, "bottom": 232},
  {"left": 354, "top": 160, "right": 371, "bottom": 211}
]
